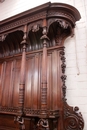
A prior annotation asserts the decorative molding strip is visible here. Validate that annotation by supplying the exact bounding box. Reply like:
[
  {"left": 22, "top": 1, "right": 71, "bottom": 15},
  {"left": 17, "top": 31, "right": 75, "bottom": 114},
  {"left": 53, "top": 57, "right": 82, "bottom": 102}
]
[
  {"left": 0, "top": 106, "right": 18, "bottom": 114},
  {"left": 24, "top": 109, "right": 59, "bottom": 118}
]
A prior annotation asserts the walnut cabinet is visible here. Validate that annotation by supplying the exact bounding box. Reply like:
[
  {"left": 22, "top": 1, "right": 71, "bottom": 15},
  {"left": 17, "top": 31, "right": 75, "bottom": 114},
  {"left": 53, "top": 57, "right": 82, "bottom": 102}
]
[{"left": 0, "top": 2, "right": 84, "bottom": 130}]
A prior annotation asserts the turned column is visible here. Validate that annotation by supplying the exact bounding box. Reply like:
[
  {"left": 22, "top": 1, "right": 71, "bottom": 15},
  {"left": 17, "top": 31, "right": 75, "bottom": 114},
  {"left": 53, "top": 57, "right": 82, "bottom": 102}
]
[
  {"left": 40, "top": 19, "right": 49, "bottom": 116},
  {"left": 19, "top": 25, "right": 27, "bottom": 115},
  {"left": 18, "top": 25, "right": 28, "bottom": 130}
]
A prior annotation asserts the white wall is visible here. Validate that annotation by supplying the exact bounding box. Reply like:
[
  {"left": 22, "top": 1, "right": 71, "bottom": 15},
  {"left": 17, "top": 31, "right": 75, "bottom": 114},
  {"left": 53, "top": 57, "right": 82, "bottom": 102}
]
[{"left": 0, "top": 0, "right": 87, "bottom": 129}]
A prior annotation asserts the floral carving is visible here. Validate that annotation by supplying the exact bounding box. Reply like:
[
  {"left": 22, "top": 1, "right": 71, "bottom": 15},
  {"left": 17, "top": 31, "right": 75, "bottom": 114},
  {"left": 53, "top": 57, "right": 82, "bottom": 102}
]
[
  {"left": 60, "top": 49, "right": 84, "bottom": 130},
  {"left": 60, "top": 50, "right": 66, "bottom": 100},
  {"left": 31, "top": 24, "right": 40, "bottom": 32},
  {"left": 57, "top": 20, "right": 69, "bottom": 29}
]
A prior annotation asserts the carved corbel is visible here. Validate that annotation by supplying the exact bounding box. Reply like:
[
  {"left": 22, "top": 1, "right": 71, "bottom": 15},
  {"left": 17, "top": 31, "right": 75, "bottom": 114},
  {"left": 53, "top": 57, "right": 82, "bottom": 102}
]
[
  {"left": 47, "top": 18, "right": 74, "bottom": 46},
  {"left": 55, "top": 20, "right": 73, "bottom": 45}
]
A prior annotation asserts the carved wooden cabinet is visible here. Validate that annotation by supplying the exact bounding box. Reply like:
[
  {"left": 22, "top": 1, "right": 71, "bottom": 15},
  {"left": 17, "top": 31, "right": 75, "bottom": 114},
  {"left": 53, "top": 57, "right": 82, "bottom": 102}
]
[{"left": 0, "top": 2, "right": 84, "bottom": 130}]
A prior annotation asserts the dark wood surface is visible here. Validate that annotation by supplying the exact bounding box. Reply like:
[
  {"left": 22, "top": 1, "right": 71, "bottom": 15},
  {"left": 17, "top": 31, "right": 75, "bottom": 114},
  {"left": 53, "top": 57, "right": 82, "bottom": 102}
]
[{"left": 0, "top": 2, "right": 84, "bottom": 130}]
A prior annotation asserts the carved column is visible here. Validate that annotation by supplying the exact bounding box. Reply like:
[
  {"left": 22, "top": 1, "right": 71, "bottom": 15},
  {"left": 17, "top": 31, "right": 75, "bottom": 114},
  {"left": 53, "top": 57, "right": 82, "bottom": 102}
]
[
  {"left": 40, "top": 19, "right": 49, "bottom": 116},
  {"left": 18, "top": 25, "right": 28, "bottom": 130}
]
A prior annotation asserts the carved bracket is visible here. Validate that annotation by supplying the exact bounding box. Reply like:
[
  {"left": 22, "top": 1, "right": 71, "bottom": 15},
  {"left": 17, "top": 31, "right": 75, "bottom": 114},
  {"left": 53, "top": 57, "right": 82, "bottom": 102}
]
[{"left": 60, "top": 48, "right": 84, "bottom": 130}]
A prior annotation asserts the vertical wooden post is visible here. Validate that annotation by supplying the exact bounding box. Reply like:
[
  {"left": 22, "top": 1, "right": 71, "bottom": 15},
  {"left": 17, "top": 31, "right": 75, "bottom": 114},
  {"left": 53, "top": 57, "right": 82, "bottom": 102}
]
[
  {"left": 18, "top": 25, "right": 28, "bottom": 130},
  {"left": 40, "top": 19, "right": 49, "bottom": 116}
]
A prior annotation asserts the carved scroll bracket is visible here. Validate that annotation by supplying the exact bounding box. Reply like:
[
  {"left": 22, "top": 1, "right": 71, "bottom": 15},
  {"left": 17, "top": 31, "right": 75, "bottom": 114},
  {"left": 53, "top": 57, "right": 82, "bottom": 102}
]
[{"left": 60, "top": 49, "right": 84, "bottom": 130}]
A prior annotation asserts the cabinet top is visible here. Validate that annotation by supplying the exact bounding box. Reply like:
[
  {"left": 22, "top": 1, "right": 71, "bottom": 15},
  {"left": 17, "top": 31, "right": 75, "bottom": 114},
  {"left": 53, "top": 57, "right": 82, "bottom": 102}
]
[{"left": 0, "top": 2, "right": 81, "bottom": 34}]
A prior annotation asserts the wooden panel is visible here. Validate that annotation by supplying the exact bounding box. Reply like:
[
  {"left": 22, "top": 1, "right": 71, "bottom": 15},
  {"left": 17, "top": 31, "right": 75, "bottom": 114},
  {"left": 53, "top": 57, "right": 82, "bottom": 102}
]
[
  {"left": 1, "top": 61, "right": 13, "bottom": 107},
  {"left": 25, "top": 53, "right": 41, "bottom": 109},
  {"left": 0, "top": 58, "right": 21, "bottom": 108},
  {"left": 12, "top": 59, "right": 21, "bottom": 107},
  {"left": 0, "top": 115, "right": 34, "bottom": 130},
  {"left": 24, "top": 49, "right": 62, "bottom": 110},
  {"left": 47, "top": 50, "right": 62, "bottom": 110},
  {"left": 0, "top": 115, "right": 19, "bottom": 130}
]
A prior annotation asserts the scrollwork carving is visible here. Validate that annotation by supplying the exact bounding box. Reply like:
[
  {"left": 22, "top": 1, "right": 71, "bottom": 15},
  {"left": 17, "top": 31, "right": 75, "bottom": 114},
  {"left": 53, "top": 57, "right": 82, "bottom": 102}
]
[
  {"left": 60, "top": 48, "right": 84, "bottom": 130},
  {"left": 64, "top": 103, "right": 84, "bottom": 130}
]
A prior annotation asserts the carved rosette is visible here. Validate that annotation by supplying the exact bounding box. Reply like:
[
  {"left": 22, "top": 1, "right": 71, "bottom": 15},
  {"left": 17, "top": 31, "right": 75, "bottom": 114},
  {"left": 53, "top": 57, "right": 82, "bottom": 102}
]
[{"left": 60, "top": 49, "right": 84, "bottom": 130}]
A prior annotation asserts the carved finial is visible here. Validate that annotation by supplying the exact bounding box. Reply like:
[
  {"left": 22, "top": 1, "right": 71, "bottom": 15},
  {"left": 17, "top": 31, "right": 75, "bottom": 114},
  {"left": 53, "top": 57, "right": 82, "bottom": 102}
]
[
  {"left": 21, "top": 25, "right": 28, "bottom": 45},
  {"left": 40, "top": 19, "right": 49, "bottom": 47}
]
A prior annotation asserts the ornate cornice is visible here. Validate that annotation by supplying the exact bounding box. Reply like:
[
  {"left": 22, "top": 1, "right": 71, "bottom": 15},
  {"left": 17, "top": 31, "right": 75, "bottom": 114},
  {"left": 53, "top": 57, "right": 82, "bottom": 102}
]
[{"left": 0, "top": 2, "right": 81, "bottom": 36}]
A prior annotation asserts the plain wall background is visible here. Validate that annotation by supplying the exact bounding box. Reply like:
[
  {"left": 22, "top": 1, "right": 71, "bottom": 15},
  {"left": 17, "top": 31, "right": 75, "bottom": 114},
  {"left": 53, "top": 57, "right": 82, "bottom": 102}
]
[{"left": 0, "top": 0, "right": 87, "bottom": 129}]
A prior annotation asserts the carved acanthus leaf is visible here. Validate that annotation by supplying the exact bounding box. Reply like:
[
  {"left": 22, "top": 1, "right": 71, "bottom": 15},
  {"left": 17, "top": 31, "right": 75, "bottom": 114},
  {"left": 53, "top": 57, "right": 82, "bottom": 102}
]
[
  {"left": 0, "top": 34, "right": 7, "bottom": 41},
  {"left": 57, "top": 20, "right": 69, "bottom": 29},
  {"left": 31, "top": 24, "right": 40, "bottom": 32}
]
